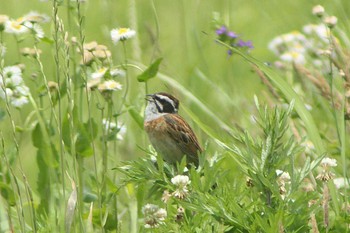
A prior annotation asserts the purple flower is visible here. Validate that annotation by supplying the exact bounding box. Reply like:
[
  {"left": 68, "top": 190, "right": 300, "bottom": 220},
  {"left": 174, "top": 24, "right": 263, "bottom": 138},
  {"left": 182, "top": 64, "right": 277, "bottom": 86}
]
[
  {"left": 227, "top": 31, "right": 238, "bottom": 39},
  {"left": 216, "top": 26, "right": 227, "bottom": 35},
  {"left": 237, "top": 40, "right": 254, "bottom": 48}
]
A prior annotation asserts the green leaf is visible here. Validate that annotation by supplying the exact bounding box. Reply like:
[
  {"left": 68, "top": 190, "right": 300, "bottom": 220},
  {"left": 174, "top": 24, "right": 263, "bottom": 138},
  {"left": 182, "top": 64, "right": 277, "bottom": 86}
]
[
  {"left": 32, "top": 122, "right": 59, "bottom": 214},
  {"left": 0, "top": 182, "right": 16, "bottom": 206},
  {"left": 137, "top": 58, "right": 163, "bottom": 82},
  {"left": 62, "top": 107, "right": 98, "bottom": 157},
  {"left": 127, "top": 105, "right": 144, "bottom": 129},
  {"left": 32, "top": 122, "right": 59, "bottom": 168},
  {"left": 76, "top": 120, "right": 98, "bottom": 157}
]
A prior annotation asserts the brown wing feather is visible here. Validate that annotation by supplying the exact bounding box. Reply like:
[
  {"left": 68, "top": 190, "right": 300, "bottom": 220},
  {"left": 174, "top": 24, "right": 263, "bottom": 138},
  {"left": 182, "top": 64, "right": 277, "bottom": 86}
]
[{"left": 164, "top": 114, "right": 202, "bottom": 165}]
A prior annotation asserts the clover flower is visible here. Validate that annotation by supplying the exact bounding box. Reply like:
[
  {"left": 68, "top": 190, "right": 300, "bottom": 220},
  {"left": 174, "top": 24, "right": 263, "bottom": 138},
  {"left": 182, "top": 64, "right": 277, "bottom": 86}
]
[
  {"left": 110, "top": 27, "right": 136, "bottom": 44},
  {"left": 320, "top": 157, "right": 337, "bottom": 168},
  {"left": 142, "top": 204, "right": 167, "bottom": 228},
  {"left": 171, "top": 175, "right": 190, "bottom": 199},
  {"left": 316, "top": 157, "right": 337, "bottom": 182},
  {"left": 0, "top": 65, "right": 30, "bottom": 108}
]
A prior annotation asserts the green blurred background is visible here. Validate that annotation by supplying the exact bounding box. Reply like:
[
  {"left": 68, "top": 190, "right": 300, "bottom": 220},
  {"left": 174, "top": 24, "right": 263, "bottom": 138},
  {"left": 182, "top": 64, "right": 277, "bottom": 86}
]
[{"left": 1, "top": 0, "right": 349, "bottom": 190}]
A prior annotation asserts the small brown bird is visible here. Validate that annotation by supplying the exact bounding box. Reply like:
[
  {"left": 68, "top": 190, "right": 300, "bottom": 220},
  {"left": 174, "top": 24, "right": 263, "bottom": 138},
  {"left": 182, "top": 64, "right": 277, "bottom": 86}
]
[{"left": 144, "top": 92, "right": 202, "bottom": 166}]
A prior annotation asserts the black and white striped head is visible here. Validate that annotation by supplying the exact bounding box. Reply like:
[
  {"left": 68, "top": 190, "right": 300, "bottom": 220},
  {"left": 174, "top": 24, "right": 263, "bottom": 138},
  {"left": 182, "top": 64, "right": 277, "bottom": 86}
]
[{"left": 144, "top": 92, "right": 179, "bottom": 121}]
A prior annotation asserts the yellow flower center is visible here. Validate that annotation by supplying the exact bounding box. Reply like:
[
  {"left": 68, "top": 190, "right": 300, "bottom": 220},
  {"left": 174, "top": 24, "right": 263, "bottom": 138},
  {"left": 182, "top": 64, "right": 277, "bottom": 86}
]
[
  {"left": 118, "top": 28, "right": 129, "bottom": 35},
  {"left": 11, "top": 21, "right": 22, "bottom": 30}
]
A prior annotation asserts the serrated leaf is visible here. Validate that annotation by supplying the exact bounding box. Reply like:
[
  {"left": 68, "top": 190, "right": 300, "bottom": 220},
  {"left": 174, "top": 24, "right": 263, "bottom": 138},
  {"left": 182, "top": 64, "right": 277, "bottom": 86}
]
[{"left": 137, "top": 58, "right": 163, "bottom": 82}]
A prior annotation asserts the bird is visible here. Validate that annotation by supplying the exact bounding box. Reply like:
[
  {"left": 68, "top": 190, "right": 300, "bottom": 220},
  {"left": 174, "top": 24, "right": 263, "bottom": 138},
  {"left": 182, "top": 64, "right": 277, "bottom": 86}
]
[{"left": 144, "top": 92, "right": 202, "bottom": 166}]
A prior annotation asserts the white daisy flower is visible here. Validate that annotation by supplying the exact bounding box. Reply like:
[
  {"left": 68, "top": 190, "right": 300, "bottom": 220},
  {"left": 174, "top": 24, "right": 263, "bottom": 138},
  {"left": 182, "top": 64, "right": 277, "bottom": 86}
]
[
  {"left": 110, "top": 27, "right": 136, "bottom": 43},
  {"left": 4, "top": 18, "right": 29, "bottom": 34},
  {"left": 24, "top": 22, "right": 45, "bottom": 38},
  {"left": 110, "top": 68, "right": 125, "bottom": 77},
  {"left": 23, "top": 11, "right": 50, "bottom": 24},
  {"left": 15, "top": 85, "right": 30, "bottom": 96},
  {"left": 98, "top": 80, "right": 122, "bottom": 92},
  {"left": 11, "top": 96, "right": 29, "bottom": 108},
  {"left": 3, "top": 65, "right": 22, "bottom": 78},
  {"left": 102, "top": 118, "right": 117, "bottom": 130},
  {"left": 280, "top": 51, "right": 306, "bottom": 64},
  {"left": 91, "top": 67, "right": 108, "bottom": 80},
  {"left": 0, "top": 88, "right": 13, "bottom": 99}
]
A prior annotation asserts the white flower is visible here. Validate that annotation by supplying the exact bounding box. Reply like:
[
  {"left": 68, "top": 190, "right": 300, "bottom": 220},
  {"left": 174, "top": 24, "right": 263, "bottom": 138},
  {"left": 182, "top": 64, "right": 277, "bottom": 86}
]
[
  {"left": 4, "top": 18, "right": 29, "bottom": 34},
  {"left": 0, "top": 65, "right": 30, "bottom": 108},
  {"left": 0, "top": 44, "right": 6, "bottom": 57},
  {"left": 3, "top": 65, "right": 22, "bottom": 80},
  {"left": 324, "top": 16, "right": 338, "bottom": 28},
  {"left": 110, "top": 68, "right": 125, "bottom": 77},
  {"left": 116, "top": 124, "right": 127, "bottom": 140},
  {"left": 24, "top": 22, "right": 45, "bottom": 38},
  {"left": 102, "top": 119, "right": 127, "bottom": 140},
  {"left": 171, "top": 175, "right": 190, "bottom": 199},
  {"left": 280, "top": 51, "right": 306, "bottom": 64},
  {"left": 15, "top": 86, "right": 30, "bottom": 96},
  {"left": 312, "top": 5, "right": 325, "bottom": 17},
  {"left": 98, "top": 80, "right": 122, "bottom": 92},
  {"left": 171, "top": 175, "right": 190, "bottom": 186},
  {"left": 276, "top": 170, "right": 291, "bottom": 181},
  {"left": 333, "top": 177, "right": 349, "bottom": 189},
  {"left": 110, "top": 27, "right": 136, "bottom": 43},
  {"left": 102, "top": 118, "right": 117, "bottom": 130},
  {"left": 0, "top": 15, "right": 9, "bottom": 26},
  {"left": 0, "top": 88, "right": 13, "bottom": 99},
  {"left": 320, "top": 157, "right": 337, "bottom": 167},
  {"left": 303, "top": 24, "right": 329, "bottom": 43},
  {"left": 91, "top": 67, "right": 108, "bottom": 80},
  {"left": 142, "top": 204, "right": 167, "bottom": 228},
  {"left": 11, "top": 96, "right": 29, "bottom": 108},
  {"left": 23, "top": 11, "right": 50, "bottom": 24}
]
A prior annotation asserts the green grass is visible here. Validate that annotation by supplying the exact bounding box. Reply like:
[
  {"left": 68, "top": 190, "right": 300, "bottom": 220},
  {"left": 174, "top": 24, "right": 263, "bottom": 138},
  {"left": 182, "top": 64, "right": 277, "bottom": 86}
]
[{"left": 0, "top": 0, "right": 350, "bottom": 232}]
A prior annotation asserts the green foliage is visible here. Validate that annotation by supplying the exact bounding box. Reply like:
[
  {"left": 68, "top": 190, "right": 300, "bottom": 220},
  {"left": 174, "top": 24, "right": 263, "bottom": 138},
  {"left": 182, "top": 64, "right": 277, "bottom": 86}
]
[
  {"left": 0, "top": 1, "right": 349, "bottom": 232},
  {"left": 137, "top": 58, "right": 163, "bottom": 82}
]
